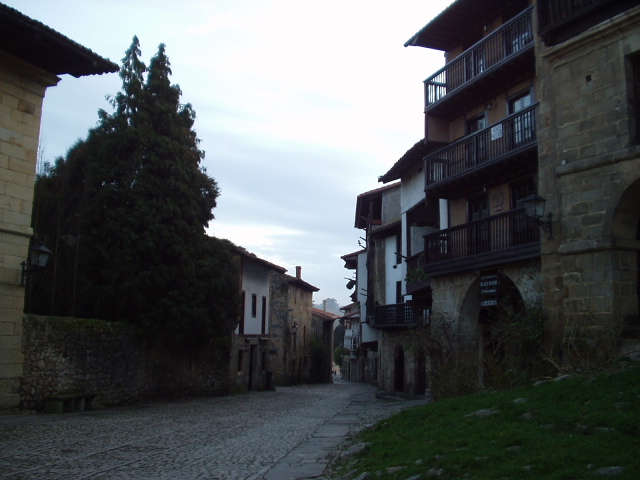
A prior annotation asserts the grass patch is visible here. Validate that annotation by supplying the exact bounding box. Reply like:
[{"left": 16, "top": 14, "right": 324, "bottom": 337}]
[{"left": 334, "top": 364, "right": 640, "bottom": 479}]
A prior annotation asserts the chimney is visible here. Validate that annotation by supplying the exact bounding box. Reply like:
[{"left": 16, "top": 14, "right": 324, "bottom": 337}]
[{"left": 296, "top": 266, "right": 302, "bottom": 279}]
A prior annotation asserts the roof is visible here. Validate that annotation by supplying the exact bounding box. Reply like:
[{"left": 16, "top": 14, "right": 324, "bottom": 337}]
[
  {"left": 369, "top": 219, "right": 402, "bottom": 237},
  {"left": 312, "top": 308, "right": 340, "bottom": 322},
  {"left": 0, "top": 3, "right": 119, "bottom": 77},
  {"left": 404, "top": 0, "right": 510, "bottom": 51},
  {"left": 356, "top": 182, "right": 401, "bottom": 200},
  {"left": 340, "top": 302, "right": 358, "bottom": 312},
  {"left": 341, "top": 249, "right": 365, "bottom": 260},
  {"left": 283, "top": 274, "right": 320, "bottom": 293},
  {"left": 378, "top": 139, "right": 446, "bottom": 184},
  {"left": 354, "top": 182, "right": 401, "bottom": 230},
  {"left": 232, "top": 245, "right": 287, "bottom": 274}
]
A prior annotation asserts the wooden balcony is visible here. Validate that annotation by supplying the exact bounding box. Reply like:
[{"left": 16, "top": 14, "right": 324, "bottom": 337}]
[
  {"left": 425, "top": 104, "right": 538, "bottom": 199},
  {"left": 423, "top": 209, "right": 540, "bottom": 277},
  {"left": 372, "top": 303, "right": 416, "bottom": 329},
  {"left": 538, "top": 0, "right": 639, "bottom": 46},
  {"left": 424, "top": 7, "right": 535, "bottom": 120}
]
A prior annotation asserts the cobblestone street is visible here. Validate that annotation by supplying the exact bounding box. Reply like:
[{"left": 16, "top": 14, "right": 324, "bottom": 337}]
[{"left": 0, "top": 379, "right": 418, "bottom": 480}]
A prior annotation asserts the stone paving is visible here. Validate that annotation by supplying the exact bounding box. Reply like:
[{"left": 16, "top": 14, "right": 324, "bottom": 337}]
[{"left": 0, "top": 378, "right": 421, "bottom": 480}]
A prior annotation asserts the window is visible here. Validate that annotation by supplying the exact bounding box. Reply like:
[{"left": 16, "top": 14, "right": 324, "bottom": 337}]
[
  {"left": 467, "top": 113, "right": 487, "bottom": 134},
  {"left": 511, "top": 179, "right": 536, "bottom": 245},
  {"left": 468, "top": 194, "right": 489, "bottom": 222},
  {"left": 511, "top": 179, "right": 535, "bottom": 209},
  {"left": 509, "top": 90, "right": 534, "bottom": 146},
  {"left": 467, "top": 113, "right": 488, "bottom": 165},
  {"left": 261, "top": 296, "right": 267, "bottom": 334},
  {"left": 251, "top": 294, "right": 257, "bottom": 318},
  {"left": 396, "top": 281, "right": 402, "bottom": 304},
  {"left": 395, "top": 235, "right": 402, "bottom": 265},
  {"left": 468, "top": 194, "right": 490, "bottom": 254}
]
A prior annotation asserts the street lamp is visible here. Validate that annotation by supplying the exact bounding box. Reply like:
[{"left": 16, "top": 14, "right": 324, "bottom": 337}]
[
  {"left": 21, "top": 242, "right": 52, "bottom": 286},
  {"left": 522, "top": 193, "right": 554, "bottom": 239}
]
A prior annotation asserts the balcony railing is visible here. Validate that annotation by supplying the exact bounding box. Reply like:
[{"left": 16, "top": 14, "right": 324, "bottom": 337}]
[
  {"left": 426, "top": 104, "right": 537, "bottom": 189},
  {"left": 372, "top": 303, "right": 416, "bottom": 329},
  {"left": 423, "top": 209, "right": 540, "bottom": 276},
  {"left": 425, "top": 7, "right": 534, "bottom": 110}
]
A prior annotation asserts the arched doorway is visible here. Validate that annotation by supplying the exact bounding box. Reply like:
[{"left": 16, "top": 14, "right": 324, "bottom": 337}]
[
  {"left": 458, "top": 272, "right": 527, "bottom": 388},
  {"left": 479, "top": 273, "right": 526, "bottom": 388},
  {"left": 610, "top": 178, "right": 640, "bottom": 337},
  {"left": 394, "top": 345, "right": 404, "bottom": 393}
]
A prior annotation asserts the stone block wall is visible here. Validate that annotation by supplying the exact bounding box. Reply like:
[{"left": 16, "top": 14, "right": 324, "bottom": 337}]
[
  {"left": 0, "top": 53, "right": 58, "bottom": 409},
  {"left": 21, "top": 315, "right": 230, "bottom": 410},
  {"left": 537, "top": 6, "right": 640, "bottom": 341}
]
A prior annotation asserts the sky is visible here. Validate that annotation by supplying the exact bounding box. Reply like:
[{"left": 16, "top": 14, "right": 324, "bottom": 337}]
[{"left": 8, "top": 0, "right": 452, "bottom": 307}]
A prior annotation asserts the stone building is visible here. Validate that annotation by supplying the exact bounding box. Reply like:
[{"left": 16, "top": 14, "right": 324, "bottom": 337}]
[
  {"left": 535, "top": 0, "right": 640, "bottom": 350},
  {"left": 311, "top": 308, "right": 339, "bottom": 383},
  {"left": 229, "top": 247, "right": 286, "bottom": 393},
  {"left": 350, "top": 0, "right": 640, "bottom": 396},
  {"left": 269, "top": 267, "right": 319, "bottom": 386},
  {"left": 0, "top": 4, "right": 117, "bottom": 409}
]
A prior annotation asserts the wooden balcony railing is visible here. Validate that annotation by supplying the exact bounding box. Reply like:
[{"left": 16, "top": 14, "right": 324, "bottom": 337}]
[
  {"left": 423, "top": 209, "right": 540, "bottom": 275},
  {"left": 372, "top": 303, "right": 416, "bottom": 329},
  {"left": 426, "top": 104, "right": 537, "bottom": 188},
  {"left": 424, "top": 7, "right": 534, "bottom": 109}
]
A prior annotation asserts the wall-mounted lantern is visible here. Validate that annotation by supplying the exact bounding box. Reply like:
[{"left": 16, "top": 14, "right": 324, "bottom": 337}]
[
  {"left": 21, "top": 242, "right": 52, "bottom": 286},
  {"left": 522, "top": 193, "right": 554, "bottom": 240}
]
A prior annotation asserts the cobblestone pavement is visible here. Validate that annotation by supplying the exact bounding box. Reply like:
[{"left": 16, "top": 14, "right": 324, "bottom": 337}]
[{"left": 0, "top": 378, "right": 421, "bottom": 480}]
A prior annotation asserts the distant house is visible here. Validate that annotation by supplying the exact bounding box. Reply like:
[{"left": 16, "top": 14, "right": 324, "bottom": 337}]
[
  {"left": 311, "top": 307, "right": 339, "bottom": 383},
  {"left": 0, "top": 4, "right": 117, "bottom": 410},
  {"left": 269, "top": 266, "right": 319, "bottom": 385},
  {"left": 229, "top": 247, "right": 286, "bottom": 393}
]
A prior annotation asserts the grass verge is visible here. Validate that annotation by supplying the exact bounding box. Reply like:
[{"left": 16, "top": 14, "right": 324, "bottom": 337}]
[{"left": 333, "top": 363, "right": 640, "bottom": 479}]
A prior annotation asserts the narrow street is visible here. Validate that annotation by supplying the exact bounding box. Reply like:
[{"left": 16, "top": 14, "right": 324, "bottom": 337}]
[{"left": 0, "top": 379, "right": 418, "bottom": 480}]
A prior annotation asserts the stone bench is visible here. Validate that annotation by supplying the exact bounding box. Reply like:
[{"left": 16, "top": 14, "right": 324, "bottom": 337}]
[{"left": 44, "top": 392, "right": 96, "bottom": 414}]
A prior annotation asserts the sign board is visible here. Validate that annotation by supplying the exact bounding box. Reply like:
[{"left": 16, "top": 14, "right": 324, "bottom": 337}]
[{"left": 479, "top": 274, "right": 499, "bottom": 308}]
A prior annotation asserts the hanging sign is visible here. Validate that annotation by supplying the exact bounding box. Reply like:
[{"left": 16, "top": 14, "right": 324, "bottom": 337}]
[{"left": 479, "top": 274, "right": 499, "bottom": 307}]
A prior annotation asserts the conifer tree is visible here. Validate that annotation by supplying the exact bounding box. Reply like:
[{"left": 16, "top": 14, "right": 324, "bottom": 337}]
[{"left": 31, "top": 38, "right": 238, "bottom": 350}]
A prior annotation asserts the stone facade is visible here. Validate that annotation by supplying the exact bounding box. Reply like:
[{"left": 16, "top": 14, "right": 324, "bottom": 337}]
[
  {"left": 228, "top": 249, "right": 285, "bottom": 393},
  {"left": 536, "top": 4, "right": 640, "bottom": 344},
  {"left": 0, "top": 52, "right": 58, "bottom": 410},
  {"left": 20, "top": 315, "right": 230, "bottom": 410},
  {"left": 268, "top": 268, "right": 318, "bottom": 386},
  {"left": 311, "top": 308, "right": 338, "bottom": 383}
]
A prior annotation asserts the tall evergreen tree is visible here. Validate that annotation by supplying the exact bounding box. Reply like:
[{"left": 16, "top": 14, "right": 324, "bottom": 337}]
[{"left": 31, "top": 38, "right": 238, "bottom": 351}]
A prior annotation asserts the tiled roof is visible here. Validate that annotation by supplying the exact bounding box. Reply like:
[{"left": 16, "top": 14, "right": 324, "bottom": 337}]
[
  {"left": 378, "top": 139, "right": 443, "bottom": 184},
  {"left": 285, "top": 274, "right": 320, "bottom": 293},
  {"left": 312, "top": 308, "right": 340, "bottom": 321},
  {"left": 0, "top": 3, "right": 119, "bottom": 77},
  {"left": 231, "top": 245, "right": 287, "bottom": 273}
]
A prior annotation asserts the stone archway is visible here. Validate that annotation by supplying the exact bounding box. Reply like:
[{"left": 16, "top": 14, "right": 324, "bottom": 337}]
[
  {"left": 610, "top": 177, "right": 640, "bottom": 339},
  {"left": 458, "top": 272, "right": 526, "bottom": 388},
  {"left": 394, "top": 345, "right": 404, "bottom": 393}
]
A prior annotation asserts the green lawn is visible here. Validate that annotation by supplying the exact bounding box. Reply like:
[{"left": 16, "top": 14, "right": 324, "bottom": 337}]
[{"left": 334, "top": 363, "right": 640, "bottom": 479}]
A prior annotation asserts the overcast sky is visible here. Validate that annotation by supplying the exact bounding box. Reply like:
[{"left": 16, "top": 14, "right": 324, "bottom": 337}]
[{"left": 8, "top": 0, "right": 452, "bottom": 307}]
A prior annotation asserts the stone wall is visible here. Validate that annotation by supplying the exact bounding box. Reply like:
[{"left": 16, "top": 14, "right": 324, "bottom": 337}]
[
  {"left": 21, "top": 315, "right": 231, "bottom": 410},
  {"left": 536, "top": 6, "right": 640, "bottom": 341},
  {"left": 0, "top": 52, "right": 58, "bottom": 409}
]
